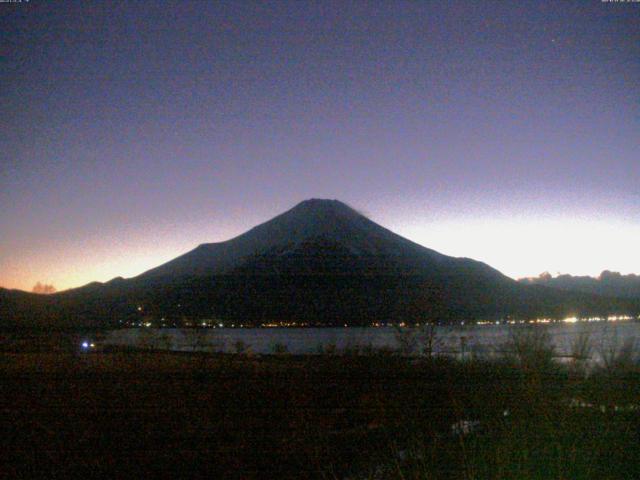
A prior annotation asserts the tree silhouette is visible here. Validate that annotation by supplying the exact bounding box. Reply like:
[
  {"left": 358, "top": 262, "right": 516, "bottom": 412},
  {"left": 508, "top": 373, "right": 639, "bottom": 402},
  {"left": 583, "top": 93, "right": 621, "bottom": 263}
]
[{"left": 32, "top": 282, "right": 56, "bottom": 294}]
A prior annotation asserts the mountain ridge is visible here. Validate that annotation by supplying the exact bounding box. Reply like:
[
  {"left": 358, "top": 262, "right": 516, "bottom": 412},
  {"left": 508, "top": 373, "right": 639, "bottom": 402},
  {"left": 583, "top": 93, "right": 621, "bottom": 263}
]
[
  {"left": 138, "top": 199, "right": 497, "bottom": 279},
  {"left": 1, "top": 199, "right": 638, "bottom": 330}
]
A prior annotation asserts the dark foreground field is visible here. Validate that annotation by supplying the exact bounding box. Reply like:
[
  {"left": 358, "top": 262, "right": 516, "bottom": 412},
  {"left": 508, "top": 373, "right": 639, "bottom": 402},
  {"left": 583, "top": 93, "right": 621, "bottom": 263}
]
[{"left": 2, "top": 339, "right": 640, "bottom": 479}]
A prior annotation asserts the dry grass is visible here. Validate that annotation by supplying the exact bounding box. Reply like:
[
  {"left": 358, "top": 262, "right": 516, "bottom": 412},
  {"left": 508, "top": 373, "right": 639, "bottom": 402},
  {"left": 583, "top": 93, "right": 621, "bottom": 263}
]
[{"left": 2, "top": 332, "right": 639, "bottom": 479}]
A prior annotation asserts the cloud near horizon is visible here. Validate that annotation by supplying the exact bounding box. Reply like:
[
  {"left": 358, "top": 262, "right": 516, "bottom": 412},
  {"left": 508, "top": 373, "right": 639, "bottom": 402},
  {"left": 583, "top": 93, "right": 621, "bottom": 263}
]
[{"left": 32, "top": 282, "right": 56, "bottom": 294}]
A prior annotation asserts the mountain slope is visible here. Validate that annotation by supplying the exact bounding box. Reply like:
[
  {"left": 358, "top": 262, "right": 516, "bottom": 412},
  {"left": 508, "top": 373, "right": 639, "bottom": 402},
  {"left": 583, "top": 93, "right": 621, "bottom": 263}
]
[
  {"left": 140, "top": 199, "right": 458, "bottom": 278},
  {"left": 2, "top": 199, "right": 639, "bottom": 329}
]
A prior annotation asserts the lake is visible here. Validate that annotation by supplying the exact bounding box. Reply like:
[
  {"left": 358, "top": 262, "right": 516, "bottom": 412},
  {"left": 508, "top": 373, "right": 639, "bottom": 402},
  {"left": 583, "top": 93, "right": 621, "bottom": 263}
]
[{"left": 104, "top": 320, "right": 640, "bottom": 364}]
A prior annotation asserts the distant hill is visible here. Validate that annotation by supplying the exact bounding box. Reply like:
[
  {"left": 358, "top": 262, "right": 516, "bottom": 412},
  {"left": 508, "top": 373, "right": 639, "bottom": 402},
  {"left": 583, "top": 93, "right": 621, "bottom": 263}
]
[
  {"left": 1, "top": 199, "right": 638, "bottom": 330},
  {"left": 0, "top": 288, "right": 45, "bottom": 327},
  {"left": 519, "top": 271, "right": 640, "bottom": 299}
]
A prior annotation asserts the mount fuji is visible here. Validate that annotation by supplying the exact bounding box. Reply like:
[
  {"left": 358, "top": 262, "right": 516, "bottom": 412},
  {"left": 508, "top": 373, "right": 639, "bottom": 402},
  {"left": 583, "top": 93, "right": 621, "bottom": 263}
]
[{"left": 2, "top": 199, "right": 637, "bottom": 329}]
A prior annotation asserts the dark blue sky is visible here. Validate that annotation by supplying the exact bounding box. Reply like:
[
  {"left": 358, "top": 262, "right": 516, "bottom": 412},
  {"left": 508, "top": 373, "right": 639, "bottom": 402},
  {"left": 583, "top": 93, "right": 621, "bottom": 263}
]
[{"left": 1, "top": 1, "right": 638, "bottom": 291}]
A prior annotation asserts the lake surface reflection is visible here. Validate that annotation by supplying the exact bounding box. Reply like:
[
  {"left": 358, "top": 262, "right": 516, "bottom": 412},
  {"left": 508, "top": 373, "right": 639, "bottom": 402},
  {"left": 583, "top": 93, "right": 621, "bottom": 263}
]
[{"left": 105, "top": 321, "right": 640, "bottom": 364}]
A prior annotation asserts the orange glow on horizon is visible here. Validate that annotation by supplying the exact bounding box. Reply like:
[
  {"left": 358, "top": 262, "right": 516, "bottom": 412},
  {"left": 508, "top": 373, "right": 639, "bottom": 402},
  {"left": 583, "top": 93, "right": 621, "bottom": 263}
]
[{"left": 2, "top": 214, "right": 639, "bottom": 292}]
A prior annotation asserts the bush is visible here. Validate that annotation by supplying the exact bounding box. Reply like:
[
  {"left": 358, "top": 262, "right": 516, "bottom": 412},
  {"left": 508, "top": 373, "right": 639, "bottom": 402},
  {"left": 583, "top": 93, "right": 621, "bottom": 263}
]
[
  {"left": 393, "top": 326, "right": 418, "bottom": 356},
  {"left": 504, "top": 325, "right": 556, "bottom": 372},
  {"left": 137, "top": 328, "right": 156, "bottom": 351},
  {"left": 418, "top": 322, "right": 441, "bottom": 358},
  {"left": 315, "top": 342, "right": 337, "bottom": 355},
  {"left": 158, "top": 332, "right": 173, "bottom": 351},
  {"left": 599, "top": 330, "right": 638, "bottom": 372},
  {"left": 234, "top": 340, "right": 249, "bottom": 355},
  {"left": 271, "top": 342, "right": 289, "bottom": 355}
]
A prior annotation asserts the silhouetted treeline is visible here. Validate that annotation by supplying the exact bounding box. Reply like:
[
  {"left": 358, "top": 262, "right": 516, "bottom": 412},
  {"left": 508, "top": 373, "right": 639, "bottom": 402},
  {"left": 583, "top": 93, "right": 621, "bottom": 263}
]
[{"left": 521, "top": 270, "right": 640, "bottom": 299}]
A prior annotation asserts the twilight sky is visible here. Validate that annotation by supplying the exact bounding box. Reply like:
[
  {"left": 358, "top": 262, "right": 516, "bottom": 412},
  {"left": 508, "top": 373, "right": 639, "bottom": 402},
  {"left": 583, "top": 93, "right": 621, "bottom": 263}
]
[{"left": 1, "top": 1, "right": 638, "bottom": 292}]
